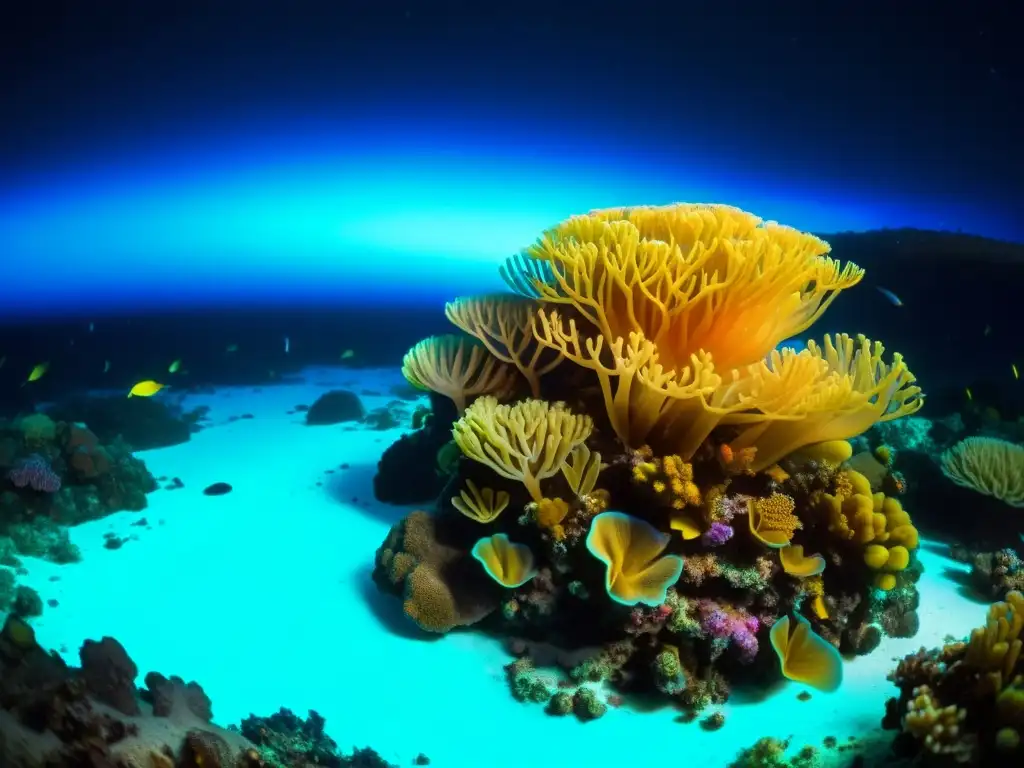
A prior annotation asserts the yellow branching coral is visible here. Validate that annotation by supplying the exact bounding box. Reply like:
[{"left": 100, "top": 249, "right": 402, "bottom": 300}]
[
  {"left": 451, "top": 479, "right": 509, "bottom": 523},
  {"left": 727, "top": 334, "right": 924, "bottom": 470},
  {"left": 904, "top": 685, "right": 971, "bottom": 760},
  {"left": 402, "top": 334, "right": 517, "bottom": 413},
  {"left": 444, "top": 294, "right": 564, "bottom": 398},
  {"left": 963, "top": 590, "right": 1024, "bottom": 684},
  {"left": 940, "top": 437, "right": 1024, "bottom": 507},
  {"left": 503, "top": 203, "right": 862, "bottom": 371},
  {"left": 561, "top": 444, "right": 604, "bottom": 497},
  {"left": 452, "top": 396, "right": 593, "bottom": 502},
  {"left": 748, "top": 493, "right": 801, "bottom": 547},
  {"left": 533, "top": 319, "right": 718, "bottom": 450}
]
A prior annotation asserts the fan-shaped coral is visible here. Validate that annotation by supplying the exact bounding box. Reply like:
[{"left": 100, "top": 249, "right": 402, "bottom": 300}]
[
  {"left": 445, "top": 294, "right": 564, "bottom": 398},
  {"left": 770, "top": 613, "right": 843, "bottom": 692},
  {"left": 401, "top": 334, "right": 517, "bottom": 413},
  {"left": 452, "top": 396, "right": 592, "bottom": 502},
  {"left": 726, "top": 334, "right": 923, "bottom": 470},
  {"left": 471, "top": 533, "right": 537, "bottom": 588},
  {"left": 940, "top": 436, "right": 1024, "bottom": 507},
  {"left": 586, "top": 511, "right": 684, "bottom": 606},
  {"left": 451, "top": 479, "right": 509, "bottom": 523}
]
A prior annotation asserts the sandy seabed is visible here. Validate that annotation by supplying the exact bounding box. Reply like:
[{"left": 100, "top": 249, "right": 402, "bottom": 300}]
[{"left": 19, "top": 366, "right": 987, "bottom": 768}]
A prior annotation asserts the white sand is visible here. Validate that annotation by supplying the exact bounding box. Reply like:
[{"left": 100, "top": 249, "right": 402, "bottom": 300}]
[{"left": 17, "top": 366, "right": 992, "bottom": 768}]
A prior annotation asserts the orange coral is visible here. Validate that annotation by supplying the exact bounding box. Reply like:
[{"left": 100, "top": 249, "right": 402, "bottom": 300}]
[
  {"left": 535, "top": 497, "right": 570, "bottom": 531},
  {"left": 633, "top": 453, "right": 701, "bottom": 510}
]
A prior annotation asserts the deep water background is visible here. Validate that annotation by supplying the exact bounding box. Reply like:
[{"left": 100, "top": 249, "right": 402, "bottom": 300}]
[{"left": 0, "top": 0, "right": 1021, "bottom": 412}]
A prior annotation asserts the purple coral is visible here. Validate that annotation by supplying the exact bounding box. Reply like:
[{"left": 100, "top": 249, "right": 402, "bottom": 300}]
[
  {"left": 714, "top": 493, "right": 751, "bottom": 523},
  {"left": 8, "top": 454, "right": 61, "bottom": 493},
  {"left": 698, "top": 601, "right": 760, "bottom": 663},
  {"left": 702, "top": 522, "right": 734, "bottom": 546}
]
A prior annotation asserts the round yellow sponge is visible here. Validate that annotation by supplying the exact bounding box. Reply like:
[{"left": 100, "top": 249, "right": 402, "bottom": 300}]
[{"left": 864, "top": 544, "right": 889, "bottom": 569}]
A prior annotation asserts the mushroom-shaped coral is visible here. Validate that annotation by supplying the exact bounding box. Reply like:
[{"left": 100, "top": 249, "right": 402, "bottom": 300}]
[
  {"left": 586, "top": 511, "right": 683, "bottom": 606},
  {"left": 770, "top": 613, "right": 844, "bottom": 692},
  {"left": 779, "top": 544, "right": 826, "bottom": 578},
  {"left": 472, "top": 534, "right": 537, "bottom": 588}
]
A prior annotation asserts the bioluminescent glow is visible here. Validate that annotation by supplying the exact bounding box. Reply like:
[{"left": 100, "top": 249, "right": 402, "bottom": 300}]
[{"left": 0, "top": 126, "right": 1012, "bottom": 318}]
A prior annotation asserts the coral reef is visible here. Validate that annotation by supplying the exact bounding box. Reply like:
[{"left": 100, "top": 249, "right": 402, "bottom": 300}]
[
  {"left": 373, "top": 203, "right": 926, "bottom": 717},
  {"left": 0, "top": 616, "right": 397, "bottom": 768},
  {"left": 47, "top": 394, "right": 203, "bottom": 450},
  {"left": 0, "top": 614, "right": 257, "bottom": 766},
  {"left": 235, "top": 708, "right": 397, "bottom": 767},
  {"left": 0, "top": 413, "right": 157, "bottom": 563},
  {"left": 883, "top": 590, "right": 1024, "bottom": 764}
]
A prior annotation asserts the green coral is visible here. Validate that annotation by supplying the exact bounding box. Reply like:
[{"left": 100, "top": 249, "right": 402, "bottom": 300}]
[
  {"left": 546, "top": 691, "right": 573, "bottom": 716},
  {"left": 653, "top": 648, "right": 687, "bottom": 695},
  {"left": 570, "top": 657, "right": 615, "bottom": 683},
  {"left": 572, "top": 688, "right": 607, "bottom": 721},
  {"left": 729, "top": 738, "right": 818, "bottom": 768},
  {"left": 506, "top": 658, "right": 552, "bottom": 703}
]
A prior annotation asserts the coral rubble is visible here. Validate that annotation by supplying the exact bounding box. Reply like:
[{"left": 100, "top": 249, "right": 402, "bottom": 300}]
[{"left": 372, "top": 203, "right": 926, "bottom": 716}]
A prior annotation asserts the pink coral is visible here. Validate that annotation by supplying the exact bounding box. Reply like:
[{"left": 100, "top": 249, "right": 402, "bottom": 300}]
[
  {"left": 698, "top": 600, "right": 760, "bottom": 663},
  {"left": 8, "top": 454, "right": 60, "bottom": 493}
]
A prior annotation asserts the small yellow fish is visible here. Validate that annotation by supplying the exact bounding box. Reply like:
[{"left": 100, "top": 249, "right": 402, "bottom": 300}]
[
  {"left": 128, "top": 380, "right": 165, "bottom": 398},
  {"left": 1013, "top": 363, "right": 1020, "bottom": 381},
  {"left": 341, "top": 349, "right": 355, "bottom": 360},
  {"left": 965, "top": 387, "right": 973, "bottom": 401},
  {"left": 169, "top": 359, "right": 182, "bottom": 374},
  {"left": 25, "top": 362, "right": 49, "bottom": 384},
  {"left": 103, "top": 360, "right": 111, "bottom": 373},
  {"left": 226, "top": 344, "right": 239, "bottom": 353}
]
